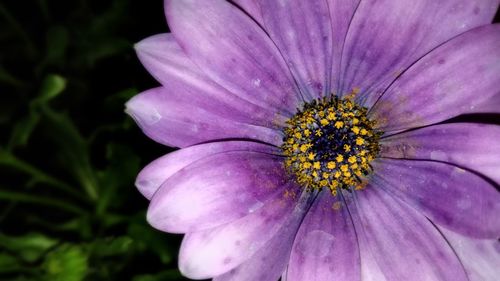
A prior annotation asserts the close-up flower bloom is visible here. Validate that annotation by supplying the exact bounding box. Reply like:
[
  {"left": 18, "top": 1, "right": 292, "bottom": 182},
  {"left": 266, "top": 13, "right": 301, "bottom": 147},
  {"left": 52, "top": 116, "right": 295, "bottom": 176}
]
[{"left": 126, "top": 0, "right": 500, "bottom": 280}]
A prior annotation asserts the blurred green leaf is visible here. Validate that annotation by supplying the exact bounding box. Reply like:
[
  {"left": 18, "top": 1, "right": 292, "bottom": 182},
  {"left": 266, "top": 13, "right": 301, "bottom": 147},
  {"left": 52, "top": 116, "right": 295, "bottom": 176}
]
[
  {"left": 44, "top": 26, "right": 69, "bottom": 66},
  {"left": 128, "top": 220, "right": 173, "bottom": 265},
  {"left": 7, "top": 113, "right": 41, "bottom": 150},
  {"left": 0, "top": 189, "right": 86, "bottom": 215},
  {"left": 0, "top": 0, "right": 189, "bottom": 279},
  {"left": 0, "top": 65, "right": 24, "bottom": 88},
  {"left": 0, "top": 233, "right": 58, "bottom": 263},
  {"left": 36, "top": 74, "right": 67, "bottom": 104},
  {"left": 53, "top": 217, "right": 93, "bottom": 239},
  {"left": 96, "top": 143, "right": 140, "bottom": 215},
  {"left": 42, "top": 244, "right": 88, "bottom": 281},
  {"left": 104, "top": 88, "right": 138, "bottom": 106},
  {"left": 89, "top": 236, "right": 134, "bottom": 257},
  {"left": 0, "top": 148, "right": 83, "bottom": 199},
  {"left": 0, "top": 253, "right": 21, "bottom": 273},
  {"left": 7, "top": 74, "right": 65, "bottom": 150},
  {"left": 40, "top": 107, "right": 99, "bottom": 201},
  {"left": 84, "top": 38, "right": 131, "bottom": 66},
  {"left": 0, "top": 2, "right": 37, "bottom": 58}
]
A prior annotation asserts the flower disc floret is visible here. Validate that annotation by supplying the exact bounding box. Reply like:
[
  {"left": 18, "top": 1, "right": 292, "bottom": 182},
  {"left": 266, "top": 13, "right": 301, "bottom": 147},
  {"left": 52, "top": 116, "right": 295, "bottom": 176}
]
[{"left": 282, "top": 94, "right": 382, "bottom": 195}]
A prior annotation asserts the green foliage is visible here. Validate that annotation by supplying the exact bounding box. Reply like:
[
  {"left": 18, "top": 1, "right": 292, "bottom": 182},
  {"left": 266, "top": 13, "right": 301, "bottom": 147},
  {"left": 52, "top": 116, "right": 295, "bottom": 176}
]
[
  {"left": 0, "top": 233, "right": 58, "bottom": 263},
  {"left": 42, "top": 244, "right": 88, "bottom": 281},
  {"left": 0, "top": 0, "right": 185, "bottom": 280}
]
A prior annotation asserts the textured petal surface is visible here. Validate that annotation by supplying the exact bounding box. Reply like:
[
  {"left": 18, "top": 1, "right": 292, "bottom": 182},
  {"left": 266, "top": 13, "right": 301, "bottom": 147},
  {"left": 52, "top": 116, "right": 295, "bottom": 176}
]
[
  {"left": 381, "top": 123, "right": 500, "bottom": 184},
  {"left": 340, "top": 0, "right": 498, "bottom": 104},
  {"left": 165, "top": 0, "right": 300, "bottom": 116},
  {"left": 214, "top": 192, "right": 311, "bottom": 281},
  {"left": 286, "top": 191, "right": 361, "bottom": 281},
  {"left": 342, "top": 192, "right": 387, "bottom": 281},
  {"left": 327, "top": 0, "right": 360, "bottom": 93},
  {"left": 148, "top": 151, "right": 288, "bottom": 234},
  {"left": 258, "top": 0, "right": 333, "bottom": 100},
  {"left": 135, "top": 33, "right": 287, "bottom": 128},
  {"left": 371, "top": 159, "right": 500, "bottom": 239},
  {"left": 136, "top": 141, "right": 279, "bottom": 199},
  {"left": 213, "top": 228, "right": 293, "bottom": 281},
  {"left": 126, "top": 87, "right": 282, "bottom": 147},
  {"left": 231, "top": 0, "right": 263, "bottom": 25},
  {"left": 178, "top": 185, "right": 302, "bottom": 279},
  {"left": 439, "top": 227, "right": 500, "bottom": 281},
  {"left": 370, "top": 24, "right": 500, "bottom": 132},
  {"left": 351, "top": 187, "right": 468, "bottom": 281}
]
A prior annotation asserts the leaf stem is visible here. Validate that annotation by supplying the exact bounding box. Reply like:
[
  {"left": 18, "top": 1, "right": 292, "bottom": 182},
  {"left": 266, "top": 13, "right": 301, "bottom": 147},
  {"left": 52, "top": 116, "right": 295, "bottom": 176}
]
[
  {"left": 0, "top": 149, "right": 86, "bottom": 201},
  {"left": 0, "top": 189, "right": 86, "bottom": 215},
  {"left": 0, "top": 3, "right": 37, "bottom": 57}
]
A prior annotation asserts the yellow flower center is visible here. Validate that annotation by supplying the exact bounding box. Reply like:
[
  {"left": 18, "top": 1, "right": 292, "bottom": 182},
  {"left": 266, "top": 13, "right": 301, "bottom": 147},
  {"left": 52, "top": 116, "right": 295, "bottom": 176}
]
[{"left": 281, "top": 93, "right": 381, "bottom": 195}]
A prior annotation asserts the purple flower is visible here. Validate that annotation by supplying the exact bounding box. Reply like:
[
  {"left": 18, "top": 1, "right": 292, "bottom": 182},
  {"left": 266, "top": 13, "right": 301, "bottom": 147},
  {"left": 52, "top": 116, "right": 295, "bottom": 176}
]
[{"left": 126, "top": 0, "right": 500, "bottom": 280}]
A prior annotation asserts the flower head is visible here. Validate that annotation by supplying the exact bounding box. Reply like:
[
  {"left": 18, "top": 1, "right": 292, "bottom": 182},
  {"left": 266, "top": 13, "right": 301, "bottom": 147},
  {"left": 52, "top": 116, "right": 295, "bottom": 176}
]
[{"left": 127, "top": 1, "right": 500, "bottom": 280}]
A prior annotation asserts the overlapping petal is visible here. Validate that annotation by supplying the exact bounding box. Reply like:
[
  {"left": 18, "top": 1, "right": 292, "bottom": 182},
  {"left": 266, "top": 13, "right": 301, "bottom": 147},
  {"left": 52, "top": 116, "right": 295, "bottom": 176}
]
[
  {"left": 136, "top": 141, "right": 279, "bottom": 199},
  {"left": 340, "top": 0, "right": 498, "bottom": 105},
  {"left": 125, "top": 87, "right": 282, "bottom": 147},
  {"left": 380, "top": 123, "right": 500, "bottom": 183},
  {"left": 147, "top": 151, "right": 289, "bottom": 234},
  {"left": 370, "top": 24, "right": 500, "bottom": 133},
  {"left": 286, "top": 191, "right": 360, "bottom": 281},
  {"left": 371, "top": 159, "right": 500, "bottom": 238},
  {"left": 164, "top": 0, "right": 301, "bottom": 116},
  {"left": 327, "top": 0, "right": 361, "bottom": 92},
  {"left": 231, "top": 0, "right": 263, "bottom": 25},
  {"left": 439, "top": 227, "right": 500, "bottom": 281},
  {"left": 350, "top": 187, "right": 468, "bottom": 281},
  {"left": 258, "top": 0, "right": 333, "bottom": 100},
  {"left": 178, "top": 185, "right": 303, "bottom": 279},
  {"left": 135, "top": 33, "right": 288, "bottom": 128},
  {"left": 131, "top": 1, "right": 500, "bottom": 281},
  {"left": 214, "top": 194, "right": 310, "bottom": 281},
  {"left": 213, "top": 231, "right": 294, "bottom": 281}
]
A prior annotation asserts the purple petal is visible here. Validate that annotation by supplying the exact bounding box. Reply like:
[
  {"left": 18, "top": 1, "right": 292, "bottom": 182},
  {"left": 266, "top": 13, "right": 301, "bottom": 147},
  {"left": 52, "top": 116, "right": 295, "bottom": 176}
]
[
  {"left": 370, "top": 24, "right": 500, "bottom": 133},
  {"left": 125, "top": 87, "right": 283, "bottom": 147},
  {"left": 136, "top": 141, "right": 279, "bottom": 199},
  {"left": 135, "top": 33, "right": 288, "bottom": 128},
  {"left": 340, "top": 0, "right": 498, "bottom": 104},
  {"left": 164, "top": 0, "right": 301, "bottom": 116},
  {"left": 350, "top": 187, "right": 468, "bottom": 281},
  {"left": 286, "top": 191, "right": 361, "bottom": 281},
  {"left": 178, "top": 186, "right": 303, "bottom": 279},
  {"left": 381, "top": 123, "right": 500, "bottom": 184},
  {"left": 474, "top": 92, "right": 500, "bottom": 113},
  {"left": 147, "top": 151, "right": 290, "bottom": 234},
  {"left": 342, "top": 191, "right": 388, "bottom": 281},
  {"left": 327, "top": 0, "right": 361, "bottom": 93},
  {"left": 231, "top": 0, "right": 263, "bottom": 25},
  {"left": 439, "top": 227, "right": 500, "bottom": 281},
  {"left": 213, "top": 193, "right": 310, "bottom": 281},
  {"left": 258, "top": 0, "right": 333, "bottom": 100},
  {"left": 212, "top": 230, "right": 293, "bottom": 281},
  {"left": 371, "top": 159, "right": 500, "bottom": 239}
]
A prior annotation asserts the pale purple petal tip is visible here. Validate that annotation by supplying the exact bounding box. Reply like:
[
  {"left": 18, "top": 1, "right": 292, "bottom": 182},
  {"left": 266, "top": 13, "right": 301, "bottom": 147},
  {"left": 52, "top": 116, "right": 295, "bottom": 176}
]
[
  {"left": 147, "top": 151, "right": 289, "bottom": 234},
  {"left": 125, "top": 87, "right": 283, "bottom": 147},
  {"left": 178, "top": 185, "right": 302, "bottom": 279},
  {"left": 135, "top": 141, "right": 279, "bottom": 199}
]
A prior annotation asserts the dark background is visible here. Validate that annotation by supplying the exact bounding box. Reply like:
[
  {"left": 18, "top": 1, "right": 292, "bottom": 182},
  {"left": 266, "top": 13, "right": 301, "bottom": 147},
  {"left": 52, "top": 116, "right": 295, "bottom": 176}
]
[
  {"left": 0, "top": 0, "right": 187, "bottom": 280},
  {"left": 0, "top": 1, "right": 499, "bottom": 280}
]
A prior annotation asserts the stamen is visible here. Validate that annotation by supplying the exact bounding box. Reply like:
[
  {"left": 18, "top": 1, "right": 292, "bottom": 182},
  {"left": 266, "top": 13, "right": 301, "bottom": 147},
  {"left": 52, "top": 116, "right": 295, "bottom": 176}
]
[{"left": 281, "top": 93, "right": 382, "bottom": 195}]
